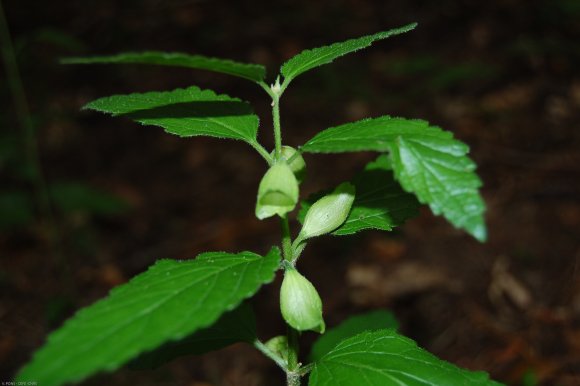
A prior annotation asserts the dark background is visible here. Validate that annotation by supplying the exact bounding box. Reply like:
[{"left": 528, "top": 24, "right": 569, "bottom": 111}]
[{"left": 1, "top": 0, "right": 579, "bottom": 385}]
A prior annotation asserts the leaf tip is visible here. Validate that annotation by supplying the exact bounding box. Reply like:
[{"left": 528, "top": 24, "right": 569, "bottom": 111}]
[
  {"left": 473, "top": 225, "right": 487, "bottom": 243},
  {"left": 472, "top": 223, "right": 488, "bottom": 243}
]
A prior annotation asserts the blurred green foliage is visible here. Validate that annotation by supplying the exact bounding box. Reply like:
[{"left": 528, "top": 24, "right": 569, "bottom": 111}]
[
  {"left": 49, "top": 182, "right": 129, "bottom": 217},
  {"left": 382, "top": 55, "right": 498, "bottom": 91}
]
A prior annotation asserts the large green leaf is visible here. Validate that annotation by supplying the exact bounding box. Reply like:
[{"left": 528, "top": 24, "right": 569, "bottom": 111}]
[
  {"left": 298, "top": 155, "right": 419, "bottom": 235},
  {"left": 16, "top": 248, "right": 281, "bottom": 386},
  {"left": 62, "top": 51, "right": 266, "bottom": 83},
  {"left": 129, "top": 302, "right": 256, "bottom": 369},
  {"left": 301, "top": 116, "right": 486, "bottom": 241},
  {"left": 309, "top": 330, "right": 504, "bottom": 386},
  {"left": 85, "top": 86, "right": 260, "bottom": 145},
  {"left": 281, "top": 23, "right": 416, "bottom": 84},
  {"left": 310, "top": 310, "right": 398, "bottom": 361}
]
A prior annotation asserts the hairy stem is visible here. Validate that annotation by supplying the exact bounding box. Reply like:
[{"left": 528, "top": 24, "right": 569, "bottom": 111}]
[
  {"left": 286, "top": 326, "right": 301, "bottom": 386},
  {"left": 254, "top": 339, "right": 288, "bottom": 371},
  {"left": 249, "top": 140, "right": 273, "bottom": 165},
  {"left": 291, "top": 240, "right": 307, "bottom": 265},
  {"left": 257, "top": 80, "right": 275, "bottom": 98},
  {"left": 280, "top": 216, "right": 293, "bottom": 262},
  {"left": 260, "top": 78, "right": 283, "bottom": 160},
  {"left": 272, "top": 95, "right": 282, "bottom": 159},
  {"left": 268, "top": 74, "right": 301, "bottom": 386},
  {"left": 287, "top": 370, "right": 301, "bottom": 386}
]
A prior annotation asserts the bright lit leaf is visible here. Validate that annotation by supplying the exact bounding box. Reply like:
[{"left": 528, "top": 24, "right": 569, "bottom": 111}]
[
  {"left": 129, "top": 302, "right": 256, "bottom": 369},
  {"left": 309, "top": 330, "right": 504, "bottom": 386},
  {"left": 309, "top": 310, "right": 398, "bottom": 361},
  {"left": 16, "top": 248, "right": 281, "bottom": 386},
  {"left": 302, "top": 116, "right": 486, "bottom": 241},
  {"left": 85, "top": 86, "right": 261, "bottom": 145},
  {"left": 63, "top": 51, "right": 266, "bottom": 83},
  {"left": 281, "top": 23, "right": 416, "bottom": 84}
]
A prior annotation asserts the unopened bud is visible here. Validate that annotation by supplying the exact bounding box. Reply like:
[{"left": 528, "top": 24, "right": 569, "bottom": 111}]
[
  {"left": 255, "top": 162, "right": 299, "bottom": 220},
  {"left": 264, "top": 335, "right": 289, "bottom": 363},
  {"left": 280, "top": 267, "right": 325, "bottom": 333},
  {"left": 297, "top": 182, "right": 355, "bottom": 242},
  {"left": 270, "top": 146, "right": 307, "bottom": 183},
  {"left": 271, "top": 77, "right": 282, "bottom": 96}
]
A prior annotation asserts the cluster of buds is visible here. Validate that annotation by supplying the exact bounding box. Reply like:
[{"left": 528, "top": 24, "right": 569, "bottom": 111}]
[{"left": 255, "top": 147, "right": 356, "bottom": 334}]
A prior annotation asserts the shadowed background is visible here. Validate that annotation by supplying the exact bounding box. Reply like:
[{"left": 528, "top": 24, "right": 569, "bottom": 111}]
[{"left": 1, "top": 0, "right": 579, "bottom": 385}]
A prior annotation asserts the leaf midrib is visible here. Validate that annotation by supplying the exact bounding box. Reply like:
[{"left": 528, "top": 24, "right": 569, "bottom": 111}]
[{"left": 39, "top": 255, "right": 263, "bottom": 378}]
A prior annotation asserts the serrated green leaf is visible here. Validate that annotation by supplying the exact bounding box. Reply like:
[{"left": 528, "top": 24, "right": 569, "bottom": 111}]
[
  {"left": 16, "top": 248, "right": 281, "bottom": 386},
  {"left": 298, "top": 155, "right": 419, "bottom": 235},
  {"left": 62, "top": 51, "right": 266, "bottom": 83},
  {"left": 85, "top": 86, "right": 261, "bottom": 146},
  {"left": 309, "top": 330, "right": 504, "bottom": 386},
  {"left": 390, "top": 134, "right": 486, "bottom": 241},
  {"left": 281, "top": 23, "right": 416, "bottom": 83},
  {"left": 129, "top": 302, "right": 256, "bottom": 369},
  {"left": 310, "top": 310, "right": 398, "bottom": 361},
  {"left": 302, "top": 116, "right": 431, "bottom": 153},
  {"left": 301, "top": 116, "right": 486, "bottom": 241}
]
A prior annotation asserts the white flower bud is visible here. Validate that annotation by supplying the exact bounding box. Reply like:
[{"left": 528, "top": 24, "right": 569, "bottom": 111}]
[
  {"left": 255, "top": 162, "right": 299, "bottom": 220},
  {"left": 280, "top": 267, "right": 325, "bottom": 333}
]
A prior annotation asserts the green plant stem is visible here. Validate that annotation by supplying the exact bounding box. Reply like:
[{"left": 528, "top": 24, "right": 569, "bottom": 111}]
[
  {"left": 258, "top": 79, "right": 282, "bottom": 159},
  {"left": 280, "top": 77, "right": 291, "bottom": 94},
  {"left": 272, "top": 95, "right": 282, "bottom": 159},
  {"left": 291, "top": 241, "right": 307, "bottom": 265},
  {"left": 269, "top": 73, "right": 300, "bottom": 386},
  {"left": 0, "top": 1, "right": 64, "bottom": 267},
  {"left": 253, "top": 339, "right": 288, "bottom": 371},
  {"left": 298, "top": 363, "right": 313, "bottom": 376},
  {"left": 286, "top": 326, "right": 301, "bottom": 386},
  {"left": 280, "top": 216, "right": 293, "bottom": 262},
  {"left": 249, "top": 140, "right": 273, "bottom": 165},
  {"left": 258, "top": 80, "right": 275, "bottom": 98}
]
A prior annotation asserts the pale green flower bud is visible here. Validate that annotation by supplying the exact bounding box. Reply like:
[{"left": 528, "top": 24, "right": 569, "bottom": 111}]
[
  {"left": 255, "top": 162, "right": 299, "bottom": 220},
  {"left": 280, "top": 267, "right": 325, "bottom": 333},
  {"left": 271, "top": 146, "right": 307, "bottom": 183},
  {"left": 264, "top": 335, "right": 289, "bottom": 363},
  {"left": 297, "top": 182, "right": 355, "bottom": 243}
]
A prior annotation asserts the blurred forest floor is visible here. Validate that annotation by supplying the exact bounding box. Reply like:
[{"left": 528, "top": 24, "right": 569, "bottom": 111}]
[{"left": 1, "top": 0, "right": 579, "bottom": 385}]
